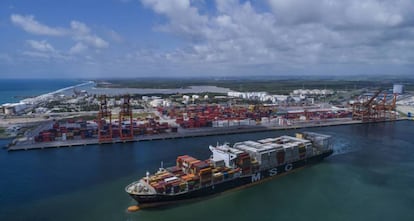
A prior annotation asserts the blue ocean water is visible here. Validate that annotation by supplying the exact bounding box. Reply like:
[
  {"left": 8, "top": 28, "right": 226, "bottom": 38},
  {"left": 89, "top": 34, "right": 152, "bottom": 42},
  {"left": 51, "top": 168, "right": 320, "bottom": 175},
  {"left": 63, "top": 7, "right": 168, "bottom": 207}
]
[
  {"left": 0, "top": 121, "right": 413, "bottom": 221},
  {"left": 0, "top": 79, "right": 85, "bottom": 104}
]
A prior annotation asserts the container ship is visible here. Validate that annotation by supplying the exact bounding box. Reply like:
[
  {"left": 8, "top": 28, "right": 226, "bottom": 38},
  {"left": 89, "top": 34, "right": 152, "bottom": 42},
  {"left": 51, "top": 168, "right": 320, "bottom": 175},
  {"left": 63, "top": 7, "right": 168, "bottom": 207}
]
[{"left": 125, "top": 132, "right": 333, "bottom": 208}]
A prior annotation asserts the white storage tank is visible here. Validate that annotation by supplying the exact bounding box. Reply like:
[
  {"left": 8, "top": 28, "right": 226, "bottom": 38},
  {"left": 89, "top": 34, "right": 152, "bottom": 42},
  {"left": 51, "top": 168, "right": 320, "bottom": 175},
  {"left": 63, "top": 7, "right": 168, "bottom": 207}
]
[{"left": 393, "top": 84, "right": 404, "bottom": 94}]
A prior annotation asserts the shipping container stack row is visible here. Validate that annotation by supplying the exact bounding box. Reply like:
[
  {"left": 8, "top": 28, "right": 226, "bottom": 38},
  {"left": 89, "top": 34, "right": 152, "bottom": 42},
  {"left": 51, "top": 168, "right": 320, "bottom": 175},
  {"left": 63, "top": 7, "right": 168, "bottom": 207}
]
[
  {"left": 232, "top": 134, "right": 315, "bottom": 169},
  {"left": 34, "top": 131, "right": 55, "bottom": 142},
  {"left": 100, "top": 117, "right": 177, "bottom": 138},
  {"left": 145, "top": 155, "right": 241, "bottom": 194},
  {"left": 235, "top": 152, "right": 252, "bottom": 175},
  {"left": 34, "top": 119, "right": 96, "bottom": 143},
  {"left": 286, "top": 110, "right": 352, "bottom": 120},
  {"left": 33, "top": 117, "right": 178, "bottom": 143},
  {"left": 158, "top": 105, "right": 279, "bottom": 129},
  {"left": 300, "top": 132, "right": 332, "bottom": 153},
  {"left": 127, "top": 118, "right": 176, "bottom": 136}
]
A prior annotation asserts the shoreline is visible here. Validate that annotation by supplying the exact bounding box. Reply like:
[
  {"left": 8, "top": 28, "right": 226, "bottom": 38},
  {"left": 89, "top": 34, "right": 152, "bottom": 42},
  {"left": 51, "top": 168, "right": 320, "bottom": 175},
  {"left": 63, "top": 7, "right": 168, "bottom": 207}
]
[
  {"left": 7, "top": 118, "right": 410, "bottom": 151},
  {"left": 20, "top": 81, "right": 94, "bottom": 104},
  {"left": 0, "top": 80, "right": 95, "bottom": 106}
]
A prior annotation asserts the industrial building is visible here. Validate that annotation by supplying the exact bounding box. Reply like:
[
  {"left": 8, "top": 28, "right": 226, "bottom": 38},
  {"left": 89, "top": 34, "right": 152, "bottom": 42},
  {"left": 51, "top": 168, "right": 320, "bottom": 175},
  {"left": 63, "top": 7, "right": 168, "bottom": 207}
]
[{"left": 393, "top": 84, "right": 404, "bottom": 94}]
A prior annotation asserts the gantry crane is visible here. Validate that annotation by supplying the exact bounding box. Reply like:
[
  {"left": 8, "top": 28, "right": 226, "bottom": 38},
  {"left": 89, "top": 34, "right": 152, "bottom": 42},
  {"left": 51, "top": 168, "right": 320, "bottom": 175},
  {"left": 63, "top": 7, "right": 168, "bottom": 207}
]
[
  {"left": 372, "top": 92, "right": 398, "bottom": 120},
  {"left": 119, "top": 95, "right": 134, "bottom": 140},
  {"left": 98, "top": 95, "right": 113, "bottom": 142},
  {"left": 351, "top": 89, "right": 397, "bottom": 122}
]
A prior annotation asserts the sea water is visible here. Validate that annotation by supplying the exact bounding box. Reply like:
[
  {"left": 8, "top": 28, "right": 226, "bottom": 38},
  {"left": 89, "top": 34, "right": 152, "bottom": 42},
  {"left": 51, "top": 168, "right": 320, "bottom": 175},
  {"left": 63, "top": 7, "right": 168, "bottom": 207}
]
[
  {"left": 0, "top": 121, "right": 413, "bottom": 221},
  {"left": 0, "top": 79, "right": 86, "bottom": 105}
]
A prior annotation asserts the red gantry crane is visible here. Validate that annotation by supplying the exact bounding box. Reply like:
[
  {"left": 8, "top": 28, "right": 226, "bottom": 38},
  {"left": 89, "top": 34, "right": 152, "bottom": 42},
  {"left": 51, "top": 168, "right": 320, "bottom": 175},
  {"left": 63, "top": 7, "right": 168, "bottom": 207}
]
[
  {"left": 119, "top": 95, "right": 134, "bottom": 141},
  {"left": 373, "top": 92, "right": 398, "bottom": 121},
  {"left": 98, "top": 95, "right": 113, "bottom": 143},
  {"left": 351, "top": 89, "right": 381, "bottom": 122},
  {"left": 351, "top": 89, "right": 397, "bottom": 122}
]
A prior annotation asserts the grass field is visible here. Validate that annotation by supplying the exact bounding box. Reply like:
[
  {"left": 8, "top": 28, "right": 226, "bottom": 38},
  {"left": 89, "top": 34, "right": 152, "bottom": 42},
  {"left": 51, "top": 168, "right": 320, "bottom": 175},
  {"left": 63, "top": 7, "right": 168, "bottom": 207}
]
[{"left": 96, "top": 77, "right": 414, "bottom": 95}]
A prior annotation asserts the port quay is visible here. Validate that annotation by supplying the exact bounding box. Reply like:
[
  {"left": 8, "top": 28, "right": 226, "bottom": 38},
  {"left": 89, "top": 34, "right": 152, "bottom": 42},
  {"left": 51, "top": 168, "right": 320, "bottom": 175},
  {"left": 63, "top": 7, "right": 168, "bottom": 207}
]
[{"left": 8, "top": 118, "right": 408, "bottom": 151}]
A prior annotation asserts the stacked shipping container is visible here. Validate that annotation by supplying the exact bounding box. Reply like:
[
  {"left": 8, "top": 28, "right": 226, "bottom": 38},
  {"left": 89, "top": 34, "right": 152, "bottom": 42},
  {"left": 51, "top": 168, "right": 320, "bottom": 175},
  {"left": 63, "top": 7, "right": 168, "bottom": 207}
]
[{"left": 34, "top": 117, "right": 177, "bottom": 143}]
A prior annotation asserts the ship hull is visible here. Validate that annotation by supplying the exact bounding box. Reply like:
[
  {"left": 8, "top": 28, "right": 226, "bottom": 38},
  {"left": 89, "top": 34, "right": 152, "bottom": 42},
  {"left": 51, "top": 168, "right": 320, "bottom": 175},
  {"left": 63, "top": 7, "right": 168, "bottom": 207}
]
[{"left": 129, "top": 150, "right": 333, "bottom": 207}]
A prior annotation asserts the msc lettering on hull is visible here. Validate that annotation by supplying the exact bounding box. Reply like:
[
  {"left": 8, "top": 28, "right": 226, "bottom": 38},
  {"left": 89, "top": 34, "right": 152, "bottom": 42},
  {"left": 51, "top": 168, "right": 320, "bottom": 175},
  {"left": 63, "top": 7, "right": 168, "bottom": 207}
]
[
  {"left": 285, "top": 163, "right": 293, "bottom": 171},
  {"left": 251, "top": 172, "right": 261, "bottom": 182},
  {"left": 251, "top": 163, "right": 294, "bottom": 183},
  {"left": 269, "top": 168, "right": 278, "bottom": 176}
]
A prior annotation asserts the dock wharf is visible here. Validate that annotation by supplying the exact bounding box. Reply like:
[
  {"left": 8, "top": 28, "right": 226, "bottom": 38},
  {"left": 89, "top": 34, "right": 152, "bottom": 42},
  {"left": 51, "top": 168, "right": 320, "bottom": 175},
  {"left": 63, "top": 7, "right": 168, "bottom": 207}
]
[{"left": 7, "top": 118, "right": 409, "bottom": 151}]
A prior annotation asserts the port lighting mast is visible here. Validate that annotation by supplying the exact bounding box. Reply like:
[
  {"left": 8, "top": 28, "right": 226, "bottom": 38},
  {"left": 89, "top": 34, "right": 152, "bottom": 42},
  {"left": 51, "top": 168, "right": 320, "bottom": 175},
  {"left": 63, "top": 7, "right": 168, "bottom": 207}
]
[
  {"left": 119, "top": 94, "right": 134, "bottom": 141},
  {"left": 98, "top": 95, "right": 113, "bottom": 143}
]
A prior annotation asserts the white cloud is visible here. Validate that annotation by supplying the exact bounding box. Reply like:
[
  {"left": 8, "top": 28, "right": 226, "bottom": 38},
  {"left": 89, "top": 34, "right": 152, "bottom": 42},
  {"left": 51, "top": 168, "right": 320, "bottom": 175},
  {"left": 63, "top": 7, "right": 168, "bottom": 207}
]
[
  {"left": 0, "top": 53, "right": 13, "bottom": 63},
  {"left": 26, "top": 40, "right": 55, "bottom": 52},
  {"left": 74, "top": 34, "right": 109, "bottom": 49},
  {"left": 69, "top": 42, "right": 88, "bottom": 54},
  {"left": 10, "top": 14, "right": 109, "bottom": 51},
  {"left": 21, "top": 50, "right": 70, "bottom": 61},
  {"left": 267, "top": 0, "right": 412, "bottom": 27},
  {"left": 141, "top": 0, "right": 208, "bottom": 39},
  {"left": 10, "top": 14, "right": 66, "bottom": 36},
  {"left": 5, "top": 1, "right": 414, "bottom": 77},
  {"left": 22, "top": 51, "right": 51, "bottom": 59},
  {"left": 141, "top": 0, "right": 190, "bottom": 14},
  {"left": 70, "top": 21, "right": 91, "bottom": 35},
  {"left": 70, "top": 21, "right": 109, "bottom": 49},
  {"left": 107, "top": 29, "right": 123, "bottom": 43},
  {"left": 137, "top": 0, "right": 414, "bottom": 75},
  {"left": 23, "top": 40, "right": 71, "bottom": 61}
]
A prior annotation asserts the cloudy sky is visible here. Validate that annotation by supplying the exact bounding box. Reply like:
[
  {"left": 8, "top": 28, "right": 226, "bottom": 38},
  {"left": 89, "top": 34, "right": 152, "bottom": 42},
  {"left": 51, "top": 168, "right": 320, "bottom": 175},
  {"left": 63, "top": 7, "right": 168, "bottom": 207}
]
[{"left": 0, "top": 0, "right": 413, "bottom": 78}]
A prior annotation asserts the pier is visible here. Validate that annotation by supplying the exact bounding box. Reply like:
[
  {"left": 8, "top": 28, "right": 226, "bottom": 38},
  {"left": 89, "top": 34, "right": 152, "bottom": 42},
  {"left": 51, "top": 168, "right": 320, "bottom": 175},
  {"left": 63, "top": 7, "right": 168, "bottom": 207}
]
[{"left": 7, "top": 118, "right": 409, "bottom": 151}]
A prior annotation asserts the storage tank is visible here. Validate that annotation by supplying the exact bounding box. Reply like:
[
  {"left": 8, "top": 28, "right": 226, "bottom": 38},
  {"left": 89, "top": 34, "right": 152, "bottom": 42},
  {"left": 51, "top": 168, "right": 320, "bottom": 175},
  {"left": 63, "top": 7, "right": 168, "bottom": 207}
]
[{"left": 393, "top": 84, "right": 404, "bottom": 94}]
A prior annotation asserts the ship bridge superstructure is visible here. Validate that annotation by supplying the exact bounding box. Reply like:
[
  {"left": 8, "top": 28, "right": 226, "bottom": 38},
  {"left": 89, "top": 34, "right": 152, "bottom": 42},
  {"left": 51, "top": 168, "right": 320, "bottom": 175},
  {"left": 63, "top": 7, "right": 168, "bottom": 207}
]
[{"left": 209, "top": 144, "right": 244, "bottom": 168}]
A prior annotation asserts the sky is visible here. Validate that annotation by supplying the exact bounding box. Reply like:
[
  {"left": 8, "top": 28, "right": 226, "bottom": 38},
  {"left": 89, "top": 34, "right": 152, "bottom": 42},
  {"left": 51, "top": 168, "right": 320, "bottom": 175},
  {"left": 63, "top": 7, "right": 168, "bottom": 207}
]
[{"left": 0, "top": 0, "right": 413, "bottom": 79}]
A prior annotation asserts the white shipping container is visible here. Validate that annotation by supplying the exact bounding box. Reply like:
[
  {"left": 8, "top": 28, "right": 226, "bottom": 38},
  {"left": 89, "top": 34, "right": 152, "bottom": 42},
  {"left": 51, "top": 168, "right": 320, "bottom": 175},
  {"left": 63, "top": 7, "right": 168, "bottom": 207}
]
[
  {"left": 228, "top": 121, "right": 236, "bottom": 126},
  {"left": 212, "top": 121, "right": 219, "bottom": 128},
  {"left": 218, "top": 120, "right": 229, "bottom": 127},
  {"left": 239, "top": 119, "right": 250, "bottom": 125},
  {"left": 270, "top": 118, "right": 278, "bottom": 122},
  {"left": 278, "top": 118, "right": 285, "bottom": 126}
]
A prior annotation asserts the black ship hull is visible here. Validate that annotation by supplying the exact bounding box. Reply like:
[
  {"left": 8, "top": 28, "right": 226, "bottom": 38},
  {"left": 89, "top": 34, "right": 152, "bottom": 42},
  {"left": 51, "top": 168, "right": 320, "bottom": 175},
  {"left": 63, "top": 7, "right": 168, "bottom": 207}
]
[{"left": 129, "top": 150, "right": 333, "bottom": 207}]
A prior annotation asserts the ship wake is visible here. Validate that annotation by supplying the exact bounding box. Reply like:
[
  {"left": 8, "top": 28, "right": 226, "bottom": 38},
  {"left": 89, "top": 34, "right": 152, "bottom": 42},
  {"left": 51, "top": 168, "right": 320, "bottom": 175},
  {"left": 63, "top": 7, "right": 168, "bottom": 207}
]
[{"left": 332, "top": 138, "right": 358, "bottom": 156}]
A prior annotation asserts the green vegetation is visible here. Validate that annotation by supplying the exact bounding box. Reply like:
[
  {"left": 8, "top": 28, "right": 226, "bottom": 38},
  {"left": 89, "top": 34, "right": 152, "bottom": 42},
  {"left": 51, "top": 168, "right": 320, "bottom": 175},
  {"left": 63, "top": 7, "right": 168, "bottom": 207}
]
[{"left": 96, "top": 78, "right": 414, "bottom": 95}]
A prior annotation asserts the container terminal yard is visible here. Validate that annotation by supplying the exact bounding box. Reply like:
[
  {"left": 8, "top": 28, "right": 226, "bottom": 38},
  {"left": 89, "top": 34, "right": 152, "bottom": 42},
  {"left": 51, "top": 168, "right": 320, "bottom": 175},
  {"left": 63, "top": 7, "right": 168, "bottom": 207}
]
[{"left": 2, "top": 83, "right": 412, "bottom": 151}]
